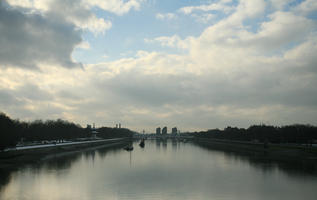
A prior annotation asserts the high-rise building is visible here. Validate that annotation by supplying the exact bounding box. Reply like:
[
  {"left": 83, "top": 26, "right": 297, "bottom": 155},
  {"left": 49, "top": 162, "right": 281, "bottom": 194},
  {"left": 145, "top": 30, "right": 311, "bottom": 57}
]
[
  {"left": 162, "top": 126, "right": 167, "bottom": 135},
  {"left": 119, "top": 123, "right": 121, "bottom": 128},
  {"left": 172, "top": 127, "right": 177, "bottom": 135},
  {"left": 156, "top": 127, "right": 161, "bottom": 135},
  {"left": 91, "top": 123, "right": 98, "bottom": 138}
]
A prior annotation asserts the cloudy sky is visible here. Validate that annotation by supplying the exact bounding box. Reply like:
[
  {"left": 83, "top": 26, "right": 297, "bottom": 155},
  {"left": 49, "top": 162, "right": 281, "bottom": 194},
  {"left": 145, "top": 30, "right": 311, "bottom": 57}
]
[{"left": 0, "top": 0, "right": 316, "bottom": 132}]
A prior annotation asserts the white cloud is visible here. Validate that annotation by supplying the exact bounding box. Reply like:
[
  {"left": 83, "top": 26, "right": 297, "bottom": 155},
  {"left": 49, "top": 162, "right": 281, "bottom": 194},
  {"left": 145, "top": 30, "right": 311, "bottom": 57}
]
[
  {"left": 192, "top": 13, "right": 216, "bottom": 23},
  {"left": 43, "top": 0, "right": 112, "bottom": 35},
  {"left": 6, "top": 0, "right": 145, "bottom": 16},
  {"left": 269, "top": 0, "right": 292, "bottom": 10},
  {"left": 246, "top": 11, "right": 315, "bottom": 50},
  {"left": 102, "top": 54, "right": 109, "bottom": 59},
  {"left": 179, "top": 0, "right": 265, "bottom": 24},
  {"left": 233, "top": 0, "right": 266, "bottom": 20},
  {"left": 193, "top": 11, "right": 315, "bottom": 54},
  {"left": 5, "top": 0, "right": 52, "bottom": 12},
  {"left": 145, "top": 35, "right": 190, "bottom": 49},
  {"left": 71, "top": 15, "right": 112, "bottom": 34},
  {"left": 156, "top": 13, "right": 177, "bottom": 20},
  {"left": 293, "top": 0, "right": 317, "bottom": 15},
  {"left": 179, "top": 0, "right": 234, "bottom": 15},
  {"left": 76, "top": 41, "right": 91, "bottom": 50},
  {"left": 85, "top": 0, "right": 145, "bottom": 16}
]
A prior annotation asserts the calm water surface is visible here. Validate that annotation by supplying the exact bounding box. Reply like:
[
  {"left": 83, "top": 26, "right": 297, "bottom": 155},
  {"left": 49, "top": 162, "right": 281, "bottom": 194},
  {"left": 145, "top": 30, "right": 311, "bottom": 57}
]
[{"left": 1, "top": 140, "right": 317, "bottom": 200}]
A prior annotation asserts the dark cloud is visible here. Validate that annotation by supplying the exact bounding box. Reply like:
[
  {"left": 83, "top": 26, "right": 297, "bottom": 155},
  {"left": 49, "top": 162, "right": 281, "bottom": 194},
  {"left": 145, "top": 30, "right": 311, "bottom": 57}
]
[
  {"left": 49, "top": 0, "right": 92, "bottom": 22},
  {"left": 0, "top": 83, "right": 53, "bottom": 107},
  {"left": 0, "top": 84, "right": 64, "bottom": 120},
  {"left": 93, "top": 71, "right": 201, "bottom": 107},
  {"left": 92, "top": 63, "right": 317, "bottom": 111},
  {"left": 0, "top": 89, "right": 22, "bottom": 106},
  {"left": 0, "top": 3, "right": 82, "bottom": 69},
  {"left": 56, "top": 90, "right": 81, "bottom": 100},
  {"left": 16, "top": 83, "right": 54, "bottom": 101},
  {"left": 104, "top": 74, "right": 183, "bottom": 106}
]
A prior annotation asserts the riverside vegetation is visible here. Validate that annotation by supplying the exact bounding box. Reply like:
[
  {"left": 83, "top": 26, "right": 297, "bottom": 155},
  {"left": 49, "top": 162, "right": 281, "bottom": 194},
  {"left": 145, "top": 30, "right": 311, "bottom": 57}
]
[
  {"left": 0, "top": 112, "right": 133, "bottom": 150},
  {"left": 191, "top": 125, "right": 317, "bottom": 145}
]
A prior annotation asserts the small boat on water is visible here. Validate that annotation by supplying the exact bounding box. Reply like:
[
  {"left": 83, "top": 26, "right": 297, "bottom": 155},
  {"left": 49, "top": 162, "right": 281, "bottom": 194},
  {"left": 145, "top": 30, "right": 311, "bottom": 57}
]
[
  {"left": 124, "top": 145, "right": 133, "bottom": 151},
  {"left": 139, "top": 139, "right": 145, "bottom": 148}
]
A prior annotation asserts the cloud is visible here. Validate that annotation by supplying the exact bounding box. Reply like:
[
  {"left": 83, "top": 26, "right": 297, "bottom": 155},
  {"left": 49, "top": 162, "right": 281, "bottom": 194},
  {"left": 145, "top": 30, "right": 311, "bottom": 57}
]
[
  {"left": 178, "top": 0, "right": 266, "bottom": 24},
  {"left": 185, "top": 7, "right": 314, "bottom": 59},
  {"left": 293, "top": 0, "right": 317, "bottom": 15},
  {"left": 191, "top": 13, "right": 216, "bottom": 23},
  {"left": 85, "top": 0, "right": 145, "bottom": 16},
  {"left": 269, "top": 0, "right": 291, "bottom": 10},
  {"left": 245, "top": 11, "right": 315, "bottom": 50},
  {"left": 0, "top": 89, "right": 22, "bottom": 107},
  {"left": 5, "top": 0, "right": 113, "bottom": 34},
  {"left": 0, "top": 4, "right": 83, "bottom": 69},
  {"left": 1, "top": 0, "right": 147, "bottom": 70},
  {"left": 144, "top": 35, "right": 189, "bottom": 49},
  {"left": 156, "top": 13, "right": 177, "bottom": 20},
  {"left": 76, "top": 41, "right": 91, "bottom": 50},
  {"left": 235, "top": 0, "right": 266, "bottom": 19},
  {"left": 196, "top": 11, "right": 315, "bottom": 53},
  {"left": 1, "top": 0, "right": 317, "bottom": 131},
  {"left": 179, "top": 0, "right": 234, "bottom": 15},
  {"left": 49, "top": 0, "right": 112, "bottom": 34},
  {"left": 2, "top": 0, "right": 143, "bottom": 70},
  {"left": 4, "top": 0, "right": 52, "bottom": 11}
]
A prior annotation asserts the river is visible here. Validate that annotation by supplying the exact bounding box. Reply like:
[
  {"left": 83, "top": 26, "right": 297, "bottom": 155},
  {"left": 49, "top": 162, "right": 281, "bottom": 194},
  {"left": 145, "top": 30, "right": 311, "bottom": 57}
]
[{"left": 1, "top": 139, "right": 317, "bottom": 200}]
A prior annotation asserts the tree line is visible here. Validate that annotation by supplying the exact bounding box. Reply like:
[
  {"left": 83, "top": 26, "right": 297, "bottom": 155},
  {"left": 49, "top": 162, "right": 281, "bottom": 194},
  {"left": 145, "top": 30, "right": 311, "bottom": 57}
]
[
  {"left": 191, "top": 124, "right": 317, "bottom": 144},
  {"left": 0, "top": 112, "right": 133, "bottom": 150}
]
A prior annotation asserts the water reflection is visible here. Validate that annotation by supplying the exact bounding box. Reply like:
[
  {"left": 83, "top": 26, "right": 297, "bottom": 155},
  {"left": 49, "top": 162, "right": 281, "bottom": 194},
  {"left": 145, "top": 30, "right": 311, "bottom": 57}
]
[
  {"left": 162, "top": 139, "right": 167, "bottom": 151},
  {"left": 0, "top": 143, "right": 127, "bottom": 191},
  {"left": 156, "top": 139, "right": 160, "bottom": 150},
  {"left": 194, "top": 141, "right": 317, "bottom": 176},
  {"left": 0, "top": 140, "right": 317, "bottom": 200},
  {"left": 171, "top": 139, "right": 177, "bottom": 151}
]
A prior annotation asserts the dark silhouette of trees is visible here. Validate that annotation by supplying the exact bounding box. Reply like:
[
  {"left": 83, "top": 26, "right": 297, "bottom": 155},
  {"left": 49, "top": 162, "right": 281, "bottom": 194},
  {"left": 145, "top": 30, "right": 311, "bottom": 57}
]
[
  {"left": 0, "top": 112, "right": 133, "bottom": 150},
  {"left": 97, "top": 127, "right": 132, "bottom": 138},
  {"left": 0, "top": 113, "right": 19, "bottom": 150},
  {"left": 23, "top": 119, "right": 88, "bottom": 141},
  {"left": 191, "top": 124, "right": 317, "bottom": 144}
]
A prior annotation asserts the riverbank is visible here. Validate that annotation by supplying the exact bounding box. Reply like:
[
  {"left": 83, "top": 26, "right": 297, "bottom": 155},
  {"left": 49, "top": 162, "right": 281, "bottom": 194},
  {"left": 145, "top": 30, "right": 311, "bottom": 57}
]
[
  {"left": 0, "top": 138, "right": 131, "bottom": 171},
  {"left": 193, "top": 138, "right": 317, "bottom": 170}
]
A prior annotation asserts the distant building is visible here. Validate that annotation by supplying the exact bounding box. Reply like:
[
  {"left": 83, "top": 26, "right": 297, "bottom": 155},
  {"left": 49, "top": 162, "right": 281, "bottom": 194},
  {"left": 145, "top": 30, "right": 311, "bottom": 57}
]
[
  {"left": 156, "top": 127, "right": 161, "bottom": 135},
  {"left": 91, "top": 123, "right": 98, "bottom": 138},
  {"left": 119, "top": 123, "right": 121, "bottom": 128},
  {"left": 162, "top": 126, "right": 167, "bottom": 135},
  {"left": 116, "top": 124, "right": 118, "bottom": 128},
  {"left": 172, "top": 127, "right": 177, "bottom": 135},
  {"left": 86, "top": 124, "right": 92, "bottom": 129}
]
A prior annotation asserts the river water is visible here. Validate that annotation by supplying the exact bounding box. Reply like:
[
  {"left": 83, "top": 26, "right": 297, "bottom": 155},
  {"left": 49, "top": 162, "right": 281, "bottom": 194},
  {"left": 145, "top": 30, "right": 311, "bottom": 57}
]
[{"left": 1, "top": 139, "right": 317, "bottom": 200}]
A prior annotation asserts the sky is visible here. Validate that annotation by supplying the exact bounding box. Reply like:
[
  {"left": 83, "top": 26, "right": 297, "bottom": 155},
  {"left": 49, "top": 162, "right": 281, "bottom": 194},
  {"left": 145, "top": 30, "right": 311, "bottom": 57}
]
[{"left": 0, "top": 0, "right": 317, "bottom": 133}]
